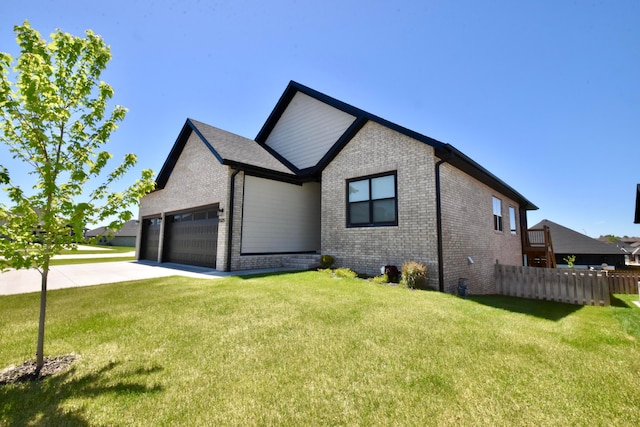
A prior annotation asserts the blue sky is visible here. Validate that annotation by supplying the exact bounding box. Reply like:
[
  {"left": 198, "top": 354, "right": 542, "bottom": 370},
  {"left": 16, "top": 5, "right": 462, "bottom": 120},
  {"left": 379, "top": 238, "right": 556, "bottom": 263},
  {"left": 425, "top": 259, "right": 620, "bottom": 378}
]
[{"left": 1, "top": 0, "right": 639, "bottom": 237}]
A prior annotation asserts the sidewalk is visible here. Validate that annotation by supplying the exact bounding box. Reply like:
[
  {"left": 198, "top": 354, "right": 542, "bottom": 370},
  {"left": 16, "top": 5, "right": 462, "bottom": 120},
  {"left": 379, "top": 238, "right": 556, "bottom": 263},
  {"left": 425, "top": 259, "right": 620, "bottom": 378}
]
[{"left": 0, "top": 260, "right": 293, "bottom": 296}]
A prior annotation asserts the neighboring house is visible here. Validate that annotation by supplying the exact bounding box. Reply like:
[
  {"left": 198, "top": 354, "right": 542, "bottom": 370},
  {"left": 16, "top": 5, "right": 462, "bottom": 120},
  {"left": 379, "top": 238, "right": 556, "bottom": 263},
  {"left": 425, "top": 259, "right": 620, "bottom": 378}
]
[
  {"left": 600, "top": 237, "right": 640, "bottom": 266},
  {"left": 0, "top": 212, "right": 84, "bottom": 242},
  {"left": 137, "top": 81, "right": 537, "bottom": 294},
  {"left": 86, "top": 220, "right": 138, "bottom": 247},
  {"left": 530, "top": 219, "right": 627, "bottom": 269},
  {"left": 619, "top": 237, "right": 640, "bottom": 264},
  {"left": 632, "top": 246, "right": 640, "bottom": 265}
]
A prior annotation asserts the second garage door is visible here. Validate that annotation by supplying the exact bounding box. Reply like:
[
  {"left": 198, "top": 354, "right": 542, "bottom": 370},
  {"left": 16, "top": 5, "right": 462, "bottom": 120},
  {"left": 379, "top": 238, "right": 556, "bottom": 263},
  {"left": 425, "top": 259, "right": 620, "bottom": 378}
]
[
  {"left": 163, "top": 207, "right": 219, "bottom": 268},
  {"left": 140, "top": 216, "right": 161, "bottom": 262}
]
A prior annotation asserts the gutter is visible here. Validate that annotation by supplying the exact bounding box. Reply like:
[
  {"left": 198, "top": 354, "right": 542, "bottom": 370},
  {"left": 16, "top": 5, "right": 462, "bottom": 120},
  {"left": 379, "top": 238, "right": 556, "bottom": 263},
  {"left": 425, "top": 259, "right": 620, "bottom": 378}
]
[
  {"left": 435, "top": 148, "right": 454, "bottom": 292},
  {"left": 226, "top": 168, "right": 242, "bottom": 272}
]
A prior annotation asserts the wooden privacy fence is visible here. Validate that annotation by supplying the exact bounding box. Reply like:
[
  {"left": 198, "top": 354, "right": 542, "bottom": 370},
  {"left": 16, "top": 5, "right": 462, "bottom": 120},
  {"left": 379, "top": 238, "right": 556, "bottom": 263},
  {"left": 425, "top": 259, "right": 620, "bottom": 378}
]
[
  {"left": 606, "top": 270, "right": 640, "bottom": 294},
  {"left": 495, "top": 264, "right": 613, "bottom": 306},
  {"left": 496, "top": 265, "right": 640, "bottom": 306}
]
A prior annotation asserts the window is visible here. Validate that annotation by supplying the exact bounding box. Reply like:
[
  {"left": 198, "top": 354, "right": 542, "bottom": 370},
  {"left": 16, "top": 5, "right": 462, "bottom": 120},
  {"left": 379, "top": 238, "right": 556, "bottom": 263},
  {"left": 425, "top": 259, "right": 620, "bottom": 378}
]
[
  {"left": 347, "top": 172, "right": 397, "bottom": 227},
  {"left": 509, "top": 206, "right": 517, "bottom": 234},
  {"left": 146, "top": 218, "right": 161, "bottom": 227},
  {"left": 492, "top": 197, "right": 502, "bottom": 231}
]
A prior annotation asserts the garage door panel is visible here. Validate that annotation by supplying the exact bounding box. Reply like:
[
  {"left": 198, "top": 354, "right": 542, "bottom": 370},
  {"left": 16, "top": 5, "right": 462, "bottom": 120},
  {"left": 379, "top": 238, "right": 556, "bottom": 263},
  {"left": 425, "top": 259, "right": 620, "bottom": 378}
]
[
  {"left": 163, "top": 208, "right": 218, "bottom": 268},
  {"left": 140, "top": 217, "right": 161, "bottom": 261}
]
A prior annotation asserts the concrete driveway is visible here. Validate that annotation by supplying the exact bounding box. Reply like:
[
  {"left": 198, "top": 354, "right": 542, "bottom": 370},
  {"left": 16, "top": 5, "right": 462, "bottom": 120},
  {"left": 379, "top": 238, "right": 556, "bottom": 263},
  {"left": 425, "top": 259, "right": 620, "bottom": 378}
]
[{"left": 0, "top": 260, "right": 291, "bottom": 296}]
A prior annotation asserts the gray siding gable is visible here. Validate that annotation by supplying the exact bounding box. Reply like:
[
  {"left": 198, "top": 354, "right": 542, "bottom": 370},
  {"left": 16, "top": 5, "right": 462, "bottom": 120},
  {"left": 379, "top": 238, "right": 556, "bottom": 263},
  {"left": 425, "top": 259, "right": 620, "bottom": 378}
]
[
  {"left": 262, "top": 92, "right": 357, "bottom": 170},
  {"left": 255, "top": 81, "right": 450, "bottom": 177},
  {"left": 255, "top": 81, "right": 536, "bottom": 210}
]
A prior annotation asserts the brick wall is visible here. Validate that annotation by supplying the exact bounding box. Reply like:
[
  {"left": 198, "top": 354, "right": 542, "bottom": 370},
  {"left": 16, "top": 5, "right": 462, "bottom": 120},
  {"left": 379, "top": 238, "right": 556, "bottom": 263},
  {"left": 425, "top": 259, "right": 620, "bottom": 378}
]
[
  {"left": 321, "top": 121, "right": 440, "bottom": 287},
  {"left": 438, "top": 165, "right": 522, "bottom": 294},
  {"left": 321, "top": 120, "right": 524, "bottom": 294},
  {"left": 137, "top": 132, "right": 230, "bottom": 268}
]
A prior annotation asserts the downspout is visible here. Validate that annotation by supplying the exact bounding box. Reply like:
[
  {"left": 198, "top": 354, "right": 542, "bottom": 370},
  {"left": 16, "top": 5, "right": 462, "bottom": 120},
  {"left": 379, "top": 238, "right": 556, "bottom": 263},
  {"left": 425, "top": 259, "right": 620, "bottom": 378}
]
[
  {"left": 226, "top": 168, "right": 241, "bottom": 272},
  {"left": 435, "top": 148, "right": 454, "bottom": 292},
  {"left": 519, "top": 206, "right": 529, "bottom": 266}
]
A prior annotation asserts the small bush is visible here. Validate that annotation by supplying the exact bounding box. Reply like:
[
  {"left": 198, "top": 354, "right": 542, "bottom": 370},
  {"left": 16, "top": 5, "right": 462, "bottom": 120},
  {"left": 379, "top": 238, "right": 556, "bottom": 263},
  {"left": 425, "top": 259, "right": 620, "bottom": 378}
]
[
  {"left": 401, "top": 261, "right": 428, "bottom": 289},
  {"left": 334, "top": 268, "right": 357, "bottom": 279},
  {"left": 372, "top": 274, "right": 389, "bottom": 284},
  {"left": 320, "top": 254, "right": 335, "bottom": 268}
]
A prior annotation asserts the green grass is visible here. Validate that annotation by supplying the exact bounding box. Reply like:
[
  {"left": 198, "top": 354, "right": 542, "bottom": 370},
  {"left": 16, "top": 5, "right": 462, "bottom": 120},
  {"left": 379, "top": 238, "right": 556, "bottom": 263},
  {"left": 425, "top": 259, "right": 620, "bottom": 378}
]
[
  {"left": 51, "top": 245, "right": 135, "bottom": 265},
  {"left": 1, "top": 271, "right": 639, "bottom": 426},
  {"left": 59, "top": 245, "right": 135, "bottom": 255},
  {"left": 49, "top": 256, "right": 136, "bottom": 265}
]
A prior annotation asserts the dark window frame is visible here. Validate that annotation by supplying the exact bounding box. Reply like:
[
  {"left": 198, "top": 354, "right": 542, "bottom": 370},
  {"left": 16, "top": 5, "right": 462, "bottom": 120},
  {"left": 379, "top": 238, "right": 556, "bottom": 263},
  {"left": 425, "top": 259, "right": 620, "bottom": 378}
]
[{"left": 346, "top": 171, "right": 398, "bottom": 228}]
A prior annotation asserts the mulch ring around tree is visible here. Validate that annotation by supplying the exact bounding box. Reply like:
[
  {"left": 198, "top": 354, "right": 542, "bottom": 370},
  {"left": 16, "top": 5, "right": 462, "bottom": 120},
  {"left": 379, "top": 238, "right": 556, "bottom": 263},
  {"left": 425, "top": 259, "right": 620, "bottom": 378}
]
[{"left": 0, "top": 354, "right": 78, "bottom": 385}]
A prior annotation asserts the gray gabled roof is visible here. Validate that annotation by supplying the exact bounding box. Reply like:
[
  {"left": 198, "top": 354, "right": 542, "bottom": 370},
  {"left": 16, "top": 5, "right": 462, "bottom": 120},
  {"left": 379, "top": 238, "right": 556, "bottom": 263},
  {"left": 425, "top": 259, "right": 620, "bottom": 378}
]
[
  {"left": 530, "top": 219, "right": 627, "bottom": 256},
  {"left": 155, "top": 119, "right": 296, "bottom": 189},
  {"left": 153, "top": 81, "right": 537, "bottom": 210},
  {"left": 189, "top": 119, "right": 295, "bottom": 176},
  {"left": 85, "top": 226, "right": 108, "bottom": 238}
]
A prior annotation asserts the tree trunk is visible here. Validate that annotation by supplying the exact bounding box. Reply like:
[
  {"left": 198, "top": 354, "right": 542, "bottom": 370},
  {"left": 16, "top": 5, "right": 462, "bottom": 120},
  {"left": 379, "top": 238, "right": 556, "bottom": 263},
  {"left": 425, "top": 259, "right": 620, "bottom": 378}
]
[{"left": 35, "top": 266, "right": 49, "bottom": 376}]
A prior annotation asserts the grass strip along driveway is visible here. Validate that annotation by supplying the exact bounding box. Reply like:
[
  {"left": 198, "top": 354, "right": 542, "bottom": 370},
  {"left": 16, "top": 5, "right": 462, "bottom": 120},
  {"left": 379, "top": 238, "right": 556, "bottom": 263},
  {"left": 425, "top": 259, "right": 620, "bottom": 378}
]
[
  {"left": 50, "top": 245, "right": 135, "bottom": 265},
  {"left": 1, "top": 271, "right": 639, "bottom": 425}
]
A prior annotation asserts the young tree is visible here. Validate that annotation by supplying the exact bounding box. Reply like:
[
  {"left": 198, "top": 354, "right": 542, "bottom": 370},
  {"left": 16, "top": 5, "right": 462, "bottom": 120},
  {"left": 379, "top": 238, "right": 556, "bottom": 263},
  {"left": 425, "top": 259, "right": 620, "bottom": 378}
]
[{"left": 0, "top": 21, "right": 155, "bottom": 375}]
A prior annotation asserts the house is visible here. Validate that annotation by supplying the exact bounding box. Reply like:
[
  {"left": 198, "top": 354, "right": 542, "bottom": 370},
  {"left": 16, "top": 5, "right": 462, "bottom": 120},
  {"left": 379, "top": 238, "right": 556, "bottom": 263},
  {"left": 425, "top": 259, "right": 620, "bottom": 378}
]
[
  {"left": 530, "top": 219, "right": 627, "bottom": 269},
  {"left": 137, "top": 81, "right": 537, "bottom": 294},
  {"left": 86, "top": 220, "right": 138, "bottom": 247},
  {"left": 597, "top": 237, "right": 640, "bottom": 266},
  {"left": 631, "top": 246, "right": 640, "bottom": 265},
  {"left": 0, "top": 210, "right": 84, "bottom": 243},
  {"left": 618, "top": 237, "right": 640, "bottom": 265}
]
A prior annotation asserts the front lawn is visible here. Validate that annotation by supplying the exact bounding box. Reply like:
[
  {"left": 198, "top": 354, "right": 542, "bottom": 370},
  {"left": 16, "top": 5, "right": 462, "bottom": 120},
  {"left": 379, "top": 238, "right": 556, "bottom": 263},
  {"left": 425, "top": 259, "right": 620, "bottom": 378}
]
[
  {"left": 49, "top": 256, "right": 136, "bottom": 266},
  {"left": 51, "top": 245, "right": 136, "bottom": 265},
  {"left": 59, "top": 245, "right": 135, "bottom": 255},
  {"left": 1, "top": 271, "right": 639, "bottom": 425}
]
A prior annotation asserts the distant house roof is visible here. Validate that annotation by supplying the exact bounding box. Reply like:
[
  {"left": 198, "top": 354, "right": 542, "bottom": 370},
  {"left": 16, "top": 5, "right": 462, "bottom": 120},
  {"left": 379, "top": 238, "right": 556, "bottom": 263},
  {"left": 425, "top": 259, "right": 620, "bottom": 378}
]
[
  {"left": 530, "top": 219, "right": 627, "bottom": 256},
  {"left": 85, "top": 226, "right": 107, "bottom": 238},
  {"left": 86, "top": 220, "right": 138, "bottom": 238}
]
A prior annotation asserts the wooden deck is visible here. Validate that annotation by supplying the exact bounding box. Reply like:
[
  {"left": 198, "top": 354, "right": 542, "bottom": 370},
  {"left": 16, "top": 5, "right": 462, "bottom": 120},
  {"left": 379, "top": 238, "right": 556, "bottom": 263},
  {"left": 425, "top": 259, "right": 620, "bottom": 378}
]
[{"left": 523, "top": 226, "right": 556, "bottom": 268}]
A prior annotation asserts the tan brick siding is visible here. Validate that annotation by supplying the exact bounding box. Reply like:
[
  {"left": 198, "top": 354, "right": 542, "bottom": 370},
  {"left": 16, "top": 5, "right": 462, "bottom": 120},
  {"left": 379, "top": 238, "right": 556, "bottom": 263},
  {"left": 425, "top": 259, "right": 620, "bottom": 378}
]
[
  {"left": 439, "top": 165, "right": 523, "bottom": 294},
  {"left": 322, "top": 121, "right": 439, "bottom": 288},
  {"left": 321, "top": 120, "right": 523, "bottom": 294},
  {"left": 137, "top": 132, "right": 230, "bottom": 268}
]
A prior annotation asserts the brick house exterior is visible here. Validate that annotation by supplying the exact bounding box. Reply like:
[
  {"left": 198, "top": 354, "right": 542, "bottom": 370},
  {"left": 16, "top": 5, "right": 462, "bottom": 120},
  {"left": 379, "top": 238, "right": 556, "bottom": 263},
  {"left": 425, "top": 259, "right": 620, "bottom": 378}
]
[{"left": 137, "top": 81, "right": 537, "bottom": 294}]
